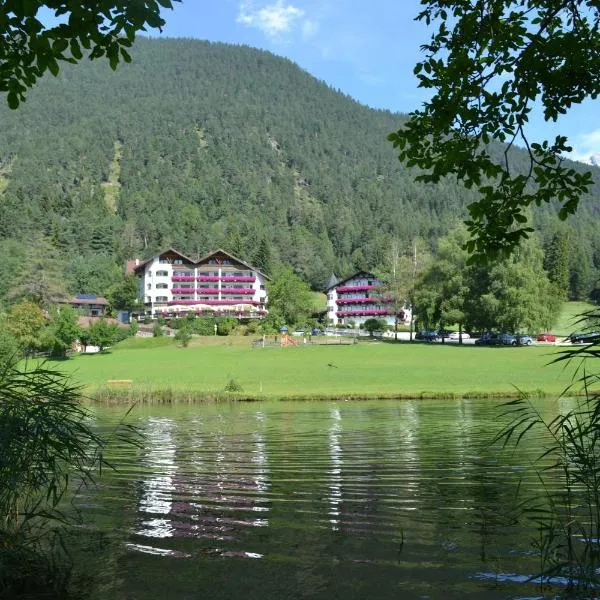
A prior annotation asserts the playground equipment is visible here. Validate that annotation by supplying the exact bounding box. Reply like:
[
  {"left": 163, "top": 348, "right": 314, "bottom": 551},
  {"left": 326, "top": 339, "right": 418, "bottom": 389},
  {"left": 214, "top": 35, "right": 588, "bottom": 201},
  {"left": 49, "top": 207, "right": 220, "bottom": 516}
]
[{"left": 279, "top": 325, "right": 298, "bottom": 347}]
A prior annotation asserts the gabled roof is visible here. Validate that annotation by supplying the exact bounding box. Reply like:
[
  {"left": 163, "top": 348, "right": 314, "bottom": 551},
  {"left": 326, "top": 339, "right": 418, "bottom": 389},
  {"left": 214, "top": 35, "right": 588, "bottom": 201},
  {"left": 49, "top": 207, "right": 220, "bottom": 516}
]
[
  {"left": 196, "top": 248, "right": 269, "bottom": 280},
  {"left": 132, "top": 247, "right": 269, "bottom": 279},
  {"left": 133, "top": 247, "right": 196, "bottom": 274},
  {"left": 325, "top": 273, "right": 340, "bottom": 290},
  {"left": 324, "top": 271, "right": 377, "bottom": 291}
]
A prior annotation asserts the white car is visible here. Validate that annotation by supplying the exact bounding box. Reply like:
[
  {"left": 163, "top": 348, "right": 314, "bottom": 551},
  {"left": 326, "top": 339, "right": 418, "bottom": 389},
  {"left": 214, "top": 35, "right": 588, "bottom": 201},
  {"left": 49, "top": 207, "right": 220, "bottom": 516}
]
[{"left": 448, "top": 331, "right": 470, "bottom": 340}]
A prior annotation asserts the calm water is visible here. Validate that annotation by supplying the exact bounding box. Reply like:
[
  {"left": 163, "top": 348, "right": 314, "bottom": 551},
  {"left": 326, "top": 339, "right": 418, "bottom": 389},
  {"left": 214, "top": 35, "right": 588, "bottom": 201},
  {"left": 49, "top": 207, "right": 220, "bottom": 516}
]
[{"left": 78, "top": 399, "right": 567, "bottom": 600}]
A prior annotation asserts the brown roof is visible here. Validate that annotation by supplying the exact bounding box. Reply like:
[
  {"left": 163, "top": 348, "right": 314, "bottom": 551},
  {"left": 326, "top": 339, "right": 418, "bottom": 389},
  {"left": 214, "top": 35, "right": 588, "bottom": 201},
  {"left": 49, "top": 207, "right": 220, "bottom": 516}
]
[
  {"left": 324, "top": 271, "right": 377, "bottom": 292},
  {"left": 132, "top": 247, "right": 269, "bottom": 279},
  {"left": 70, "top": 296, "right": 108, "bottom": 306},
  {"left": 77, "top": 316, "right": 127, "bottom": 329}
]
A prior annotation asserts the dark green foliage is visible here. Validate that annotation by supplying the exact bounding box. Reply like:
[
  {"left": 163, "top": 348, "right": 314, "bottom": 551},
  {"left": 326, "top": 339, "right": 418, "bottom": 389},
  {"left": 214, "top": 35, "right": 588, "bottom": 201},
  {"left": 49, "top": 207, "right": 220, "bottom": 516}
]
[
  {"left": 0, "top": 39, "right": 598, "bottom": 302},
  {"left": 106, "top": 275, "right": 139, "bottom": 312},
  {"left": 151, "top": 321, "right": 163, "bottom": 338},
  {"left": 223, "top": 378, "right": 243, "bottom": 393},
  {"left": 0, "top": 357, "right": 142, "bottom": 597},
  {"left": 88, "top": 318, "right": 119, "bottom": 350},
  {"left": 389, "top": 1, "right": 600, "bottom": 261},
  {"left": 174, "top": 325, "right": 192, "bottom": 347},
  {"left": 544, "top": 231, "right": 570, "bottom": 299},
  {"left": 0, "top": 0, "right": 179, "bottom": 108},
  {"left": 216, "top": 317, "right": 237, "bottom": 336},
  {"left": 363, "top": 318, "right": 387, "bottom": 336},
  {"left": 42, "top": 306, "right": 81, "bottom": 358},
  {"left": 267, "top": 266, "right": 313, "bottom": 328}
]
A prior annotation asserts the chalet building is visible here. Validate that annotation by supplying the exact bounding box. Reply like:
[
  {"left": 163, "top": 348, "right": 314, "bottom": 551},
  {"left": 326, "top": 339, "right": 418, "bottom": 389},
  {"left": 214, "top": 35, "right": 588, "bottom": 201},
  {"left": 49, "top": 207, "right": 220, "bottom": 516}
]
[
  {"left": 66, "top": 294, "right": 109, "bottom": 317},
  {"left": 326, "top": 271, "right": 411, "bottom": 327},
  {"left": 133, "top": 248, "right": 268, "bottom": 318}
]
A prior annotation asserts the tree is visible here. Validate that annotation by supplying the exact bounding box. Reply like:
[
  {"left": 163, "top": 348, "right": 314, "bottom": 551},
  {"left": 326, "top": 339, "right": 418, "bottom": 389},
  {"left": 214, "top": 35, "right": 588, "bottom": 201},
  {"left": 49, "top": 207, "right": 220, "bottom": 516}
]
[
  {"left": 6, "top": 301, "right": 47, "bottom": 354},
  {"left": 266, "top": 266, "right": 313, "bottom": 328},
  {"left": 88, "top": 318, "right": 118, "bottom": 350},
  {"left": 42, "top": 306, "right": 81, "bottom": 358},
  {"left": 363, "top": 318, "right": 387, "bottom": 337},
  {"left": 0, "top": 0, "right": 179, "bottom": 109},
  {"left": 389, "top": 1, "right": 598, "bottom": 260},
  {"left": 415, "top": 225, "right": 471, "bottom": 342},
  {"left": 106, "top": 275, "right": 139, "bottom": 312},
  {"left": 544, "top": 231, "right": 570, "bottom": 299},
  {"left": 174, "top": 324, "right": 192, "bottom": 347}
]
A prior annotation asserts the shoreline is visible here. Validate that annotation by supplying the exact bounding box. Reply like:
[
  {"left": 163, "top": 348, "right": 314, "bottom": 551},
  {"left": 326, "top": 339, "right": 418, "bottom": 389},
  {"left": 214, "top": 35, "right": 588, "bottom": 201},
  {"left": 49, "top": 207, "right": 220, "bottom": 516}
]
[{"left": 88, "top": 385, "right": 563, "bottom": 404}]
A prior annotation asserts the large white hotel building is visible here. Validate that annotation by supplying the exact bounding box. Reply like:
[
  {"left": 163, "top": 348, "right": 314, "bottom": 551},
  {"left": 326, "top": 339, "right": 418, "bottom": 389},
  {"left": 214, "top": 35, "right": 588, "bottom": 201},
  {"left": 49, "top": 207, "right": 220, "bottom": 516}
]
[{"left": 133, "top": 248, "right": 268, "bottom": 318}]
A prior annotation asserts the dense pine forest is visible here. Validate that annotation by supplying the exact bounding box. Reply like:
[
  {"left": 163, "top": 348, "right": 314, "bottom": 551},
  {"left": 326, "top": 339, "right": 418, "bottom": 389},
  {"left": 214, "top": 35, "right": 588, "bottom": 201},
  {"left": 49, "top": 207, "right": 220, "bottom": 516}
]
[{"left": 0, "top": 38, "right": 599, "bottom": 306}]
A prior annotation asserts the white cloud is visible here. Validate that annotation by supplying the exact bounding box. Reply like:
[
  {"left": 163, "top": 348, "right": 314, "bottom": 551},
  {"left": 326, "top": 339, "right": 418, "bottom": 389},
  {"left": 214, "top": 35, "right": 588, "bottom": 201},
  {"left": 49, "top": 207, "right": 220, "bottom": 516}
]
[
  {"left": 301, "top": 19, "right": 318, "bottom": 40},
  {"left": 237, "top": 1, "right": 305, "bottom": 38},
  {"left": 567, "top": 128, "right": 600, "bottom": 165}
]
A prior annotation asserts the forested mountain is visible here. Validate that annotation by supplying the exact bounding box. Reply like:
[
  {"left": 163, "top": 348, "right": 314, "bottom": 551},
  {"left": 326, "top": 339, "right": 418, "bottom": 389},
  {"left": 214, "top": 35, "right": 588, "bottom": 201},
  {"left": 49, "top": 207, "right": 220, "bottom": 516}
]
[{"left": 0, "top": 38, "right": 599, "bottom": 305}]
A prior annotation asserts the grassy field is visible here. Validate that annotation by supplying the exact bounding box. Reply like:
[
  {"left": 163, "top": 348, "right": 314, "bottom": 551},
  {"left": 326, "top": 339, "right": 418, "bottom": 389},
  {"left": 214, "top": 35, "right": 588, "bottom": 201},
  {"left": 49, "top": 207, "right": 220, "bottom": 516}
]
[
  {"left": 553, "top": 301, "right": 596, "bottom": 336},
  {"left": 53, "top": 335, "right": 590, "bottom": 401}
]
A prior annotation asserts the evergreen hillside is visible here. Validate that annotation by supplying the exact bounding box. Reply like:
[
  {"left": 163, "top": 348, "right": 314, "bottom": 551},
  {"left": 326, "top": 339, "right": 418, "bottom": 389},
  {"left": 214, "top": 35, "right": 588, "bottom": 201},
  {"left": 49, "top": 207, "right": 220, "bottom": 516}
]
[{"left": 0, "top": 38, "right": 599, "bottom": 304}]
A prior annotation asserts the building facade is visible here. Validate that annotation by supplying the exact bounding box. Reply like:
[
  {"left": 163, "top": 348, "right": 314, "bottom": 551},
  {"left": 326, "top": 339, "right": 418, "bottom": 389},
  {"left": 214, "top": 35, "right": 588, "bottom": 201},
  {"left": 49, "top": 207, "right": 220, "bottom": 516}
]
[
  {"left": 133, "top": 248, "right": 268, "bottom": 318},
  {"left": 326, "top": 271, "right": 411, "bottom": 327}
]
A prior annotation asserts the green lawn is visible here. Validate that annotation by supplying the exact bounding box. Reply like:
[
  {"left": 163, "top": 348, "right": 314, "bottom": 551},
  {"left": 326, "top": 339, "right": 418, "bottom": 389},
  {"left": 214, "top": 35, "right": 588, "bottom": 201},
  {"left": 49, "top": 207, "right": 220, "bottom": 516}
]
[
  {"left": 56, "top": 337, "right": 587, "bottom": 400},
  {"left": 553, "top": 301, "right": 596, "bottom": 336}
]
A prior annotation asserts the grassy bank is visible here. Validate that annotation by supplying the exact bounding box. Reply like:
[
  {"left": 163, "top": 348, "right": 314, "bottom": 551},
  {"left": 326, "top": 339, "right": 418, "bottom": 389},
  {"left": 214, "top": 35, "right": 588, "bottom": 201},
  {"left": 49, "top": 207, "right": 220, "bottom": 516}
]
[{"left": 53, "top": 337, "right": 589, "bottom": 402}]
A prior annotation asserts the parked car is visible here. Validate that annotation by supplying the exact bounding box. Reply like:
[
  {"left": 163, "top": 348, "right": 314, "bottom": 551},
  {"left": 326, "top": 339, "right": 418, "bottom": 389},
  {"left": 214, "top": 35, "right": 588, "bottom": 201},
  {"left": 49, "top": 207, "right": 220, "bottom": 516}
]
[
  {"left": 499, "top": 333, "right": 517, "bottom": 346},
  {"left": 537, "top": 333, "right": 556, "bottom": 343},
  {"left": 415, "top": 330, "right": 440, "bottom": 342},
  {"left": 569, "top": 332, "right": 600, "bottom": 344},
  {"left": 475, "top": 333, "right": 502, "bottom": 345},
  {"left": 448, "top": 331, "right": 470, "bottom": 340},
  {"left": 515, "top": 335, "right": 534, "bottom": 346}
]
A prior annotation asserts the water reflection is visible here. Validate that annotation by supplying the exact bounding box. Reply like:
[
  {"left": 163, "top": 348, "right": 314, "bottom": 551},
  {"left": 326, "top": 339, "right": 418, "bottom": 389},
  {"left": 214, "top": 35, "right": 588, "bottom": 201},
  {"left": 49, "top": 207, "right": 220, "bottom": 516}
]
[
  {"left": 328, "top": 407, "right": 342, "bottom": 530},
  {"left": 83, "top": 400, "right": 562, "bottom": 599}
]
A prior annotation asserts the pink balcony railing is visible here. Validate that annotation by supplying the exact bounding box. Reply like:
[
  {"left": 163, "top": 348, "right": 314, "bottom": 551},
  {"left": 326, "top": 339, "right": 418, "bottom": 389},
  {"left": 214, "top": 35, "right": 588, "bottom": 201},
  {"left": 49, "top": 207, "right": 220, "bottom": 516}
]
[
  {"left": 336, "top": 285, "right": 379, "bottom": 293},
  {"left": 220, "top": 288, "right": 254, "bottom": 295},
  {"left": 194, "top": 288, "right": 220, "bottom": 294},
  {"left": 168, "top": 299, "right": 262, "bottom": 306},
  {"left": 336, "top": 297, "right": 393, "bottom": 305},
  {"left": 220, "top": 276, "right": 256, "bottom": 282},
  {"left": 196, "top": 276, "right": 220, "bottom": 282},
  {"left": 336, "top": 309, "right": 392, "bottom": 317},
  {"left": 171, "top": 288, "right": 195, "bottom": 294},
  {"left": 171, "top": 275, "right": 195, "bottom": 282}
]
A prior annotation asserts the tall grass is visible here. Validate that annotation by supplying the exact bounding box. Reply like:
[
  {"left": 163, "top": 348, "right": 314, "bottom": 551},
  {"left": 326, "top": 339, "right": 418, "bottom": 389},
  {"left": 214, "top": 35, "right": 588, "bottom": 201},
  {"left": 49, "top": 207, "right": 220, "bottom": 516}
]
[
  {"left": 0, "top": 358, "right": 141, "bottom": 598},
  {"left": 496, "top": 308, "right": 600, "bottom": 595}
]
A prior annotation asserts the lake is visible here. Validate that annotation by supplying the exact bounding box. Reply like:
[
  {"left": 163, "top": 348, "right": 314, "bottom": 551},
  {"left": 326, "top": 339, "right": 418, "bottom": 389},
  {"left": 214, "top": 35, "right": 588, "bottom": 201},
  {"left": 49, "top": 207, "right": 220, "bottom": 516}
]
[{"left": 78, "top": 398, "right": 567, "bottom": 599}]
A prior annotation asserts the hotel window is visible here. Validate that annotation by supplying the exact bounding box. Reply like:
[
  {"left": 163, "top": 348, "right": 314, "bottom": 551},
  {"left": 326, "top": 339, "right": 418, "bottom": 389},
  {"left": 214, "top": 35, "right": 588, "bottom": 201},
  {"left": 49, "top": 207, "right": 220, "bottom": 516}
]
[
  {"left": 260, "top": 285, "right": 265, "bottom": 290},
  {"left": 209, "top": 259, "right": 217, "bottom": 264},
  {"left": 174, "top": 259, "right": 183, "bottom": 265},
  {"left": 147, "top": 283, "right": 151, "bottom": 290},
  {"left": 155, "top": 296, "right": 168, "bottom": 302},
  {"left": 223, "top": 259, "right": 231, "bottom": 265},
  {"left": 156, "top": 270, "right": 168, "bottom": 276},
  {"left": 156, "top": 283, "right": 168, "bottom": 289}
]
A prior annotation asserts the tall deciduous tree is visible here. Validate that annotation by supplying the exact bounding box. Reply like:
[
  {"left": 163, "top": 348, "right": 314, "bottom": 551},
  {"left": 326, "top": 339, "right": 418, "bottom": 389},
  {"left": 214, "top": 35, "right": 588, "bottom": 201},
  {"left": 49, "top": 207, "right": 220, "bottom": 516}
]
[
  {"left": 6, "top": 301, "right": 47, "bottom": 353},
  {"left": 42, "top": 306, "right": 81, "bottom": 358},
  {"left": 389, "top": 1, "right": 599, "bottom": 260},
  {"left": 0, "top": 0, "right": 180, "bottom": 108},
  {"left": 266, "top": 266, "right": 313, "bottom": 328}
]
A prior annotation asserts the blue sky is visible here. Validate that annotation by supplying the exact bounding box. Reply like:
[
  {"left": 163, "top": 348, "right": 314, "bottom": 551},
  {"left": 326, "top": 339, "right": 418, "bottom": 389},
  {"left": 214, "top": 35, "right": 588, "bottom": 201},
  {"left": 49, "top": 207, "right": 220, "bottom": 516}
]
[{"left": 76, "top": 1, "right": 600, "bottom": 163}]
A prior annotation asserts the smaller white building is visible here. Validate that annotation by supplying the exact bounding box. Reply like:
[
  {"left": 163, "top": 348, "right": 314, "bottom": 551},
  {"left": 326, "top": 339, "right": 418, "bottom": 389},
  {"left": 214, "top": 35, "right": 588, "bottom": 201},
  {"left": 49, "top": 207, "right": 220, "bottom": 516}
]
[
  {"left": 133, "top": 248, "right": 268, "bottom": 318},
  {"left": 325, "top": 271, "right": 411, "bottom": 327}
]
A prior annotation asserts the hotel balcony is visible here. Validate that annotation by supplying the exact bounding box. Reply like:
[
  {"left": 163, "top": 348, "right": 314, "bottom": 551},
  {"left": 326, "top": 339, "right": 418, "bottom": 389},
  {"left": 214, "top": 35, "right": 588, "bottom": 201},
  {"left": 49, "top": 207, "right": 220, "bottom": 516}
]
[
  {"left": 336, "top": 297, "right": 393, "bottom": 305},
  {"left": 168, "top": 299, "right": 262, "bottom": 306},
  {"left": 336, "top": 285, "right": 379, "bottom": 293},
  {"left": 336, "top": 309, "right": 393, "bottom": 317},
  {"left": 171, "top": 275, "right": 196, "bottom": 282}
]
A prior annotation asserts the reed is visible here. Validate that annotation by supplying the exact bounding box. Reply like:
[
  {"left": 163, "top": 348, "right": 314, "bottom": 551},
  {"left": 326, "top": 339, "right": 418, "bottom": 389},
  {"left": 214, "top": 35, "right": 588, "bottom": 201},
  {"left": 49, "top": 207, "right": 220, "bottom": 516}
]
[{"left": 495, "top": 308, "right": 600, "bottom": 595}]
